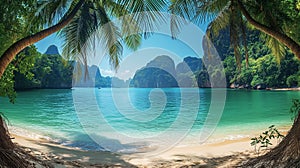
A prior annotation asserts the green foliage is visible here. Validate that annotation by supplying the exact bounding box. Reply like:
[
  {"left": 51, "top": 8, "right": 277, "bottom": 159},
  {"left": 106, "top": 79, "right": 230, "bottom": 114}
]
[
  {"left": 131, "top": 56, "right": 178, "bottom": 88},
  {"left": 251, "top": 125, "right": 284, "bottom": 155},
  {"left": 0, "top": 1, "right": 39, "bottom": 103},
  {"left": 215, "top": 27, "right": 300, "bottom": 88},
  {"left": 0, "top": 1, "right": 36, "bottom": 54},
  {"left": 53, "top": 0, "right": 168, "bottom": 70},
  {"left": 0, "top": 45, "right": 73, "bottom": 103},
  {"left": 0, "top": 65, "right": 17, "bottom": 103},
  {"left": 15, "top": 51, "right": 73, "bottom": 90},
  {"left": 197, "top": 70, "right": 210, "bottom": 88},
  {"left": 286, "top": 72, "right": 300, "bottom": 87},
  {"left": 290, "top": 99, "right": 300, "bottom": 120},
  {"left": 170, "top": 0, "right": 300, "bottom": 71},
  {"left": 0, "top": 46, "right": 38, "bottom": 103},
  {"left": 0, "top": 0, "right": 168, "bottom": 100},
  {"left": 132, "top": 67, "right": 178, "bottom": 88},
  {"left": 34, "top": 54, "right": 73, "bottom": 88}
]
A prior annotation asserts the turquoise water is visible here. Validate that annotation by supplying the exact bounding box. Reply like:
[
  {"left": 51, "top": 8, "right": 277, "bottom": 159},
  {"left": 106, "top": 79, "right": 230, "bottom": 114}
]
[{"left": 0, "top": 88, "right": 299, "bottom": 152}]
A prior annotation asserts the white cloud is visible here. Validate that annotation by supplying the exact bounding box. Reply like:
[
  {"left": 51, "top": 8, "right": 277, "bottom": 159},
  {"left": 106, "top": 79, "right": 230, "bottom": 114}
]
[
  {"left": 100, "top": 68, "right": 132, "bottom": 80},
  {"left": 100, "top": 69, "right": 115, "bottom": 77},
  {"left": 115, "top": 69, "right": 132, "bottom": 80}
]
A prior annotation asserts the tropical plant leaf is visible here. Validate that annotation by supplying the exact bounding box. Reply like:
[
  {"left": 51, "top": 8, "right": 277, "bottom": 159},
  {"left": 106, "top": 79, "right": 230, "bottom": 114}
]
[
  {"left": 168, "top": 0, "right": 196, "bottom": 38},
  {"left": 264, "top": 35, "right": 286, "bottom": 63},
  {"left": 28, "top": 0, "right": 72, "bottom": 31}
]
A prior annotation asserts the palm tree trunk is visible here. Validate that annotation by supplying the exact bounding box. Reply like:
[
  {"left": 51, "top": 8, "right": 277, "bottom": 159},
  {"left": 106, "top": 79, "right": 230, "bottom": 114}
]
[
  {"left": 237, "top": 1, "right": 300, "bottom": 166},
  {"left": 0, "top": 0, "right": 84, "bottom": 167},
  {"left": 237, "top": 0, "right": 300, "bottom": 60},
  {"left": 244, "top": 109, "right": 300, "bottom": 167},
  {"left": 0, "top": 116, "right": 31, "bottom": 167},
  {"left": 0, "top": 0, "right": 85, "bottom": 78}
]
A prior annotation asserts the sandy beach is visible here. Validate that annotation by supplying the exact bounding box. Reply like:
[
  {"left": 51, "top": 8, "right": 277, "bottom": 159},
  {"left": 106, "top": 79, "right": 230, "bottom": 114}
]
[
  {"left": 10, "top": 126, "right": 290, "bottom": 168},
  {"left": 270, "top": 87, "right": 300, "bottom": 91}
]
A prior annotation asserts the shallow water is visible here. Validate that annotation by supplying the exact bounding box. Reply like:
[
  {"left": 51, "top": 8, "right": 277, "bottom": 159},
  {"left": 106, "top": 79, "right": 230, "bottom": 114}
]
[{"left": 0, "top": 88, "right": 299, "bottom": 153}]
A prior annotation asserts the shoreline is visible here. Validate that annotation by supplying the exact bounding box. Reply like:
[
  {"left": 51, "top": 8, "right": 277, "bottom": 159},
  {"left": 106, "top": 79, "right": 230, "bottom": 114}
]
[
  {"left": 270, "top": 87, "right": 300, "bottom": 91},
  {"left": 9, "top": 125, "right": 291, "bottom": 167},
  {"left": 229, "top": 87, "right": 300, "bottom": 91},
  {"left": 15, "top": 87, "right": 300, "bottom": 91}
]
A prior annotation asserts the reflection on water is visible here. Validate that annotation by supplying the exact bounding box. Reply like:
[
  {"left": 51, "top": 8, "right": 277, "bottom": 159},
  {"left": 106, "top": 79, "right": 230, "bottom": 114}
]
[{"left": 0, "top": 88, "right": 298, "bottom": 152}]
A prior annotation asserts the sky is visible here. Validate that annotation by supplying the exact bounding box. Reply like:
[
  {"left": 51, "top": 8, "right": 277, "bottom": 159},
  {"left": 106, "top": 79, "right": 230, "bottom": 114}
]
[{"left": 35, "top": 15, "right": 208, "bottom": 80}]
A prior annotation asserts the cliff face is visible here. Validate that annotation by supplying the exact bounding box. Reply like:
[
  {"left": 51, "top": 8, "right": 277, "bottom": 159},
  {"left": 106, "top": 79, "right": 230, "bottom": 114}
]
[
  {"left": 72, "top": 65, "right": 100, "bottom": 87},
  {"left": 73, "top": 64, "right": 130, "bottom": 88},
  {"left": 15, "top": 45, "right": 73, "bottom": 90},
  {"left": 131, "top": 55, "right": 178, "bottom": 88},
  {"left": 131, "top": 55, "right": 210, "bottom": 88},
  {"left": 45, "top": 45, "right": 60, "bottom": 55}
]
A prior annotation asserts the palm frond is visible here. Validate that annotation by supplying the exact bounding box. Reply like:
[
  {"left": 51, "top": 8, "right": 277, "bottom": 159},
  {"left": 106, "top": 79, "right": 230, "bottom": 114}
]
[
  {"left": 169, "top": 0, "right": 197, "bottom": 20},
  {"left": 61, "top": 0, "right": 167, "bottom": 74},
  {"left": 119, "top": 15, "right": 142, "bottom": 51},
  {"left": 169, "top": 0, "right": 230, "bottom": 38},
  {"left": 229, "top": 3, "right": 243, "bottom": 70},
  {"left": 206, "top": 7, "right": 230, "bottom": 37},
  {"left": 97, "top": 20, "right": 123, "bottom": 69},
  {"left": 241, "top": 17, "right": 249, "bottom": 68},
  {"left": 60, "top": 2, "right": 99, "bottom": 77},
  {"left": 117, "top": 0, "right": 168, "bottom": 37},
  {"left": 204, "top": 8, "right": 230, "bottom": 61},
  {"left": 194, "top": 0, "right": 230, "bottom": 24},
  {"left": 230, "top": 23, "right": 242, "bottom": 70},
  {"left": 61, "top": 3, "right": 94, "bottom": 57},
  {"left": 243, "top": 0, "right": 286, "bottom": 64},
  {"left": 103, "top": 0, "right": 130, "bottom": 17},
  {"left": 169, "top": 0, "right": 195, "bottom": 38},
  {"left": 95, "top": 4, "right": 123, "bottom": 69},
  {"left": 123, "top": 34, "right": 142, "bottom": 51},
  {"left": 29, "top": 0, "right": 72, "bottom": 30},
  {"left": 99, "top": 1, "right": 142, "bottom": 51},
  {"left": 265, "top": 36, "right": 286, "bottom": 63}
]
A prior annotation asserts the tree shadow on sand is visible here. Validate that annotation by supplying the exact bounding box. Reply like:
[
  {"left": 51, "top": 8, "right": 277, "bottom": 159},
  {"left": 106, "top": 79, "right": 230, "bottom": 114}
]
[
  {"left": 18, "top": 132, "right": 141, "bottom": 167},
  {"left": 148, "top": 152, "right": 255, "bottom": 168}
]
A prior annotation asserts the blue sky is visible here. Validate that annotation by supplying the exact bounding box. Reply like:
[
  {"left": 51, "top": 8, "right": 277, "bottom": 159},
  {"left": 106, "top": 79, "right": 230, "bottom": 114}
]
[{"left": 35, "top": 20, "right": 208, "bottom": 80}]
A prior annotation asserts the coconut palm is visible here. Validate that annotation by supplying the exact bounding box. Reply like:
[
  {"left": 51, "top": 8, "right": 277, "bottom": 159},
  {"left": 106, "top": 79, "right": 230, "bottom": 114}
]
[
  {"left": 169, "top": 0, "right": 300, "bottom": 66},
  {"left": 0, "top": 1, "right": 167, "bottom": 167},
  {"left": 169, "top": 0, "right": 300, "bottom": 167},
  {"left": 0, "top": 0, "right": 167, "bottom": 78},
  {"left": 169, "top": 0, "right": 248, "bottom": 68}
]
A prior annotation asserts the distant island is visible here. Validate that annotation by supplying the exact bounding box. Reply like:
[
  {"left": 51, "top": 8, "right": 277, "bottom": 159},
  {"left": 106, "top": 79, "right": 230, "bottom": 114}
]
[
  {"left": 72, "top": 64, "right": 130, "bottom": 88},
  {"left": 15, "top": 30, "right": 300, "bottom": 90},
  {"left": 131, "top": 55, "right": 210, "bottom": 88}
]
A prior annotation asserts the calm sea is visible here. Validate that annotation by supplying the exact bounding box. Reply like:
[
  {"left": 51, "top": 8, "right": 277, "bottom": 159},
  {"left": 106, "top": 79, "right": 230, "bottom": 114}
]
[{"left": 0, "top": 88, "right": 299, "bottom": 153}]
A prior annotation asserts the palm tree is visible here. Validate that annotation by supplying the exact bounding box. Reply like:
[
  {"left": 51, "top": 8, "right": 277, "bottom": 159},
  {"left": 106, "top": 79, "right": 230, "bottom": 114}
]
[
  {"left": 170, "top": 0, "right": 247, "bottom": 68},
  {"left": 169, "top": 0, "right": 300, "bottom": 64},
  {"left": 0, "top": 0, "right": 167, "bottom": 167},
  {"left": 169, "top": 0, "right": 300, "bottom": 167},
  {"left": 0, "top": 0, "right": 167, "bottom": 78}
]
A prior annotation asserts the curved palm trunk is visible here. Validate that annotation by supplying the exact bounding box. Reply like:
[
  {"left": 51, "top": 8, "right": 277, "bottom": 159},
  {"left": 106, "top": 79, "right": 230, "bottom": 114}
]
[
  {"left": 237, "top": 0, "right": 300, "bottom": 60},
  {"left": 0, "top": 0, "right": 85, "bottom": 78},
  {"left": 238, "top": 2, "right": 300, "bottom": 166},
  {"left": 0, "top": 1, "right": 84, "bottom": 167},
  {"left": 244, "top": 110, "right": 300, "bottom": 167},
  {"left": 237, "top": 1, "right": 300, "bottom": 166}
]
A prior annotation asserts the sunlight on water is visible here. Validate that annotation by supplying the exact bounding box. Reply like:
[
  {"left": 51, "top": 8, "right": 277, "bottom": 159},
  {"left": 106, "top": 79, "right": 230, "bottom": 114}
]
[{"left": 0, "top": 89, "right": 298, "bottom": 152}]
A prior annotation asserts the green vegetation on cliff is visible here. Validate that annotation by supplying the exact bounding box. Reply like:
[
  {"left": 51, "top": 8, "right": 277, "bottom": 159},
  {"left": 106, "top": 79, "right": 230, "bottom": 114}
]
[
  {"left": 14, "top": 45, "right": 73, "bottom": 90},
  {"left": 210, "top": 28, "right": 300, "bottom": 88}
]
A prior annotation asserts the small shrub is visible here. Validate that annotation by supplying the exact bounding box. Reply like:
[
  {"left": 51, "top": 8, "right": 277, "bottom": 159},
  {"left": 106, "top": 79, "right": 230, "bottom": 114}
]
[{"left": 250, "top": 125, "right": 284, "bottom": 155}]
